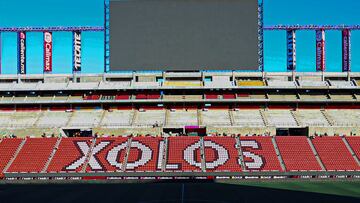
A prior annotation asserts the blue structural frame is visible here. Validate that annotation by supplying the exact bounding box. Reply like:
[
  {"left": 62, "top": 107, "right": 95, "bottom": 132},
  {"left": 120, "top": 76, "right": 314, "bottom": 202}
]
[{"left": 104, "top": 0, "right": 110, "bottom": 73}]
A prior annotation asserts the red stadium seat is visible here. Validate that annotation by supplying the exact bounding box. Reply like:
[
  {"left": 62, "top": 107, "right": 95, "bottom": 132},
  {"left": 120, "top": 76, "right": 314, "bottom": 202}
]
[
  {"left": 240, "top": 137, "right": 283, "bottom": 171},
  {"left": 312, "top": 137, "right": 360, "bottom": 171},
  {"left": 0, "top": 138, "right": 24, "bottom": 172},
  {"left": 47, "top": 137, "right": 92, "bottom": 172},
  {"left": 8, "top": 138, "right": 57, "bottom": 173},
  {"left": 166, "top": 137, "right": 202, "bottom": 172},
  {"left": 346, "top": 137, "right": 360, "bottom": 161},
  {"left": 203, "top": 137, "right": 242, "bottom": 172},
  {"left": 276, "top": 136, "right": 322, "bottom": 171}
]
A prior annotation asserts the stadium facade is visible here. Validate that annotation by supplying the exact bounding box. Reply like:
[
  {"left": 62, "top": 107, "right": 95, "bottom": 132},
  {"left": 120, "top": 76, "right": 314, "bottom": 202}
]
[{"left": 0, "top": 0, "right": 359, "bottom": 181}]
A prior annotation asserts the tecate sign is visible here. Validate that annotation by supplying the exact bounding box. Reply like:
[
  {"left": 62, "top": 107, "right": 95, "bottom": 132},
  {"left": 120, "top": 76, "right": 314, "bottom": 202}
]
[
  {"left": 18, "top": 32, "right": 26, "bottom": 74},
  {"left": 286, "top": 31, "right": 296, "bottom": 70},
  {"left": 44, "top": 32, "right": 52, "bottom": 72},
  {"left": 73, "top": 31, "right": 81, "bottom": 71}
]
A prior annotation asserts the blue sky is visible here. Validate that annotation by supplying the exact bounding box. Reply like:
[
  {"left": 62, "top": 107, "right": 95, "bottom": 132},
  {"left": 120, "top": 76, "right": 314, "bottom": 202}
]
[{"left": 0, "top": 0, "right": 359, "bottom": 74}]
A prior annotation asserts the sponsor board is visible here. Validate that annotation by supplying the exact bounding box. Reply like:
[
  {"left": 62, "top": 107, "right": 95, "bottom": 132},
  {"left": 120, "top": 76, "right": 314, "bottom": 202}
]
[
  {"left": 17, "top": 32, "right": 26, "bottom": 74},
  {"left": 43, "top": 32, "right": 53, "bottom": 72},
  {"left": 73, "top": 31, "right": 81, "bottom": 72},
  {"left": 316, "top": 30, "right": 326, "bottom": 71},
  {"left": 342, "top": 30, "right": 351, "bottom": 72},
  {"left": 286, "top": 30, "right": 296, "bottom": 71}
]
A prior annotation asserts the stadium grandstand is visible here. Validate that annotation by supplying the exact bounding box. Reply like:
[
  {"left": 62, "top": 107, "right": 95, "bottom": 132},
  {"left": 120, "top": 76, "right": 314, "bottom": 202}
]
[{"left": 0, "top": 1, "right": 360, "bottom": 202}]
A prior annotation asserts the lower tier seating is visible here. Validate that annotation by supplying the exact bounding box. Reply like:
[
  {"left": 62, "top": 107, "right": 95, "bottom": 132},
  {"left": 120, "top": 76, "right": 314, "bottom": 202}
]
[
  {"left": 345, "top": 137, "right": 360, "bottom": 161},
  {"left": 240, "top": 137, "right": 283, "bottom": 171},
  {"left": 7, "top": 138, "right": 57, "bottom": 173},
  {"left": 0, "top": 138, "right": 23, "bottom": 172},
  {"left": 276, "top": 136, "right": 322, "bottom": 171},
  {"left": 311, "top": 137, "right": 360, "bottom": 171},
  {"left": 0, "top": 136, "right": 358, "bottom": 173}
]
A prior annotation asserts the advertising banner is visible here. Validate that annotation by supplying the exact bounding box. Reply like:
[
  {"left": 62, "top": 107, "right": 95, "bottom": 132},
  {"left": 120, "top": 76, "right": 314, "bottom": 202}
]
[
  {"left": 43, "top": 32, "right": 53, "bottom": 73},
  {"left": 342, "top": 29, "right": 351, "bottom": 72},
  {"left": 73, "top": 31, "right": 81, "bottom": 72},
  {"left": 17, "top": 32, "right": 26, "bottom": 74},
  {"left": 286, "top": 30, "right": 296, "bottom": 71},
  {"left": 316, "top": 30, "right": 326, "bottom": 72},
  {"left": 0, "top": 32, "right": 2, "bottom": 74}
]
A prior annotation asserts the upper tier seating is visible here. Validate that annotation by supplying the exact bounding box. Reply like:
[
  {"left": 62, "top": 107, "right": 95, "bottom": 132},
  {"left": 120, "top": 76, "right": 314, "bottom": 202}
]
[
  {"left": 0, "top": 112, "right": 40, "bottom": 127},
  {"left": 37, "top": 82, "right": 68, "bottom": 90},
  {"left": 298, "top": 80, "right": 328, "bottom": 87},
  {"left": 68, "top": 111, "right": 103, "bottom": 127},
  {"left": 98, "top": 81, "right": 131, "bottom": 89},
  {"left": 300, "top": 94, "right": 328, "bottom": 101},
  {"left": 295, "top": 110, "right": 329, "bottom": 126},
  {"left": 276, "top": 136, "right": 322, "bottom": 171},
  {"left": 326, "top": 110, "right": 360, "bottom": 126},
  {"left": 101, "top": 110, "right": 133, "bottom": 127},
  {"left": 163, "top": 81, "right": 202, "bottom": 87},
  {"left": 0, "top": 112, "right": 13, "bottom": 127},
  {"left": 0, "top": 138, "right": 23, "bottom": 172},
  {"left": 205, "top": 93, "right": 236, "bottom": 100},
  {"left": 36, "top": 111, "right": 71, "bottom": 127},
  {"left": 267, "top": 80, "right": 296, "bottom": 87},
  {"left": 330, "top": 94, "right": 354, "bottom": 101},
  {"left": 232, "top": 110, "right": 265, "bottom": 126},
  {"left": 166, "top": 110, "right": 198, "bottom": 126},
  {"left": 267, "top": 94, "right": 297, "bottom": 100},
  {"left": 202, "top": 110, "right": 231, "bottom": 126},
  {"left": 7, "top": 138, "right": 57, "bottom": 172},
  {"left": 237, "top": 80, "right": 265, "bottom": 87},
  {"left": 329, "top": 80, "right": 354, "bottom": 87},
  {"left": 135, "top": 92, "right": 161, "bottom": 100},
  {"left": 311, "top": 137, "right": 359, "bottom": 171},
  {"left": 132, "top": 82, "right": 160, "bottom": 88},
  {"left": 264, "top": 110, "right": 298, "bottom": 127},
  {"left": 67, "top": 82, "right": 99, "bottom": 90},
  {"left": 133, "top": 110, "right": 165, "bottom": 127},
  {"left": 204, "top": 76, "right": 233, "bottom": 88},
  {"left": 204, "top": 81, "right": 233, "bottom": 88},
  {"left": 240, "top": 137, "right": 283, "bottom": 171}
]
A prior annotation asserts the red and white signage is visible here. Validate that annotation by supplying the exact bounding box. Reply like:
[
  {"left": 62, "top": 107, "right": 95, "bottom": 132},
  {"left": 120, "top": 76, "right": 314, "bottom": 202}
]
[
  {"left": 43, "top": 32, "right": 53, "bottom": 73},
  {"left": 316, "top": 30, "right": 326, "bottom": 72},
  {"left": 55, "top": 137, "right": 280, "bottom": 173}
]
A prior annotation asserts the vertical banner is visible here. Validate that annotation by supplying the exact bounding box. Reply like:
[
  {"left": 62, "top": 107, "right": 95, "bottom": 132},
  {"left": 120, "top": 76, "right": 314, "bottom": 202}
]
[
  {"left": 286, "top": 30, "right": 296, "bottom": 71},
  {"left": 72, "top": 31, "right": 82, "bottom": 72},
  {"left": 17, "top": 32, "right": 26, "bottom": 74},
  {"left": 0, "top": 32, "right": 2, "bottom": 74},
  {"left": 342, "top": 29, "right": 351, "bottom": 72},
  {"left": 43, "top": 32, "right": 53, "bottom": 73},
  {"left": 315, "top": 30, "right": 326, "bottom": 72}
]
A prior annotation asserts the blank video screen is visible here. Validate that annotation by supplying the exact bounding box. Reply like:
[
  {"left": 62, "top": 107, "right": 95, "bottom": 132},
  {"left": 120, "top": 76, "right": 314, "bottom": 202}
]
[{"left": 110, "top": 0, "right": 259, "bottom": 71}]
